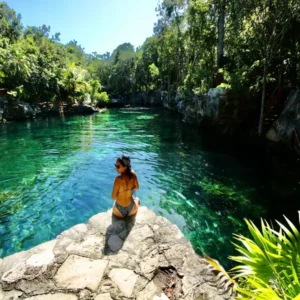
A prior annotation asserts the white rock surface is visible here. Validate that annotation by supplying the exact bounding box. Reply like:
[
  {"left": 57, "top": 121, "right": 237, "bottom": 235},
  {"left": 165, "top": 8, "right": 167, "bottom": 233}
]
[
  {"left": 95, "top": 293, "right": 113, "bottom": 300},
  {"left": 26, "top": 249, "right": 55, "bottom": 267},
  {"left": 0, "top": 286, "right": 23, "bottom": 300},
  {"left": 0, "top": 206, "right": 233, "bottom": 300},
  {"left": 54, "top": 255, "right": 108, "bottom": 291},
  {"left": 25, "top": 293, "right": 78, "bottom": 300},
  {"left": 136, "top": 281, "right": 160, "bottom": 300},
  {"left": 109, "top": 268, "right": 138, "bottom": 297},
  {"left": 154, "top": 294, "right": 169, "bottom": 300}
]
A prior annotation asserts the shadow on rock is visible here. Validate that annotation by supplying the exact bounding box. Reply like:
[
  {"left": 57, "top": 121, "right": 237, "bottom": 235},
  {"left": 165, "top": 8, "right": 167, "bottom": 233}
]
[{"left": 103, "top": 213, "right": 136, "bottom": 255}]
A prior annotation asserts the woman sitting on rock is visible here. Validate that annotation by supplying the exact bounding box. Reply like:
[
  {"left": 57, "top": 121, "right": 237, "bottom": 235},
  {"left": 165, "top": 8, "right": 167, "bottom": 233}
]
[{"left": 111, "top": 155, "right": 140, "bottom": 218}]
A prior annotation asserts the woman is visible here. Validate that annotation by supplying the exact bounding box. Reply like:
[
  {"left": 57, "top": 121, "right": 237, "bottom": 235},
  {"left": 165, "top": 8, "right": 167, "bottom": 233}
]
[{"left": 111, "top": 155, "right": 140, "bottom": 218}]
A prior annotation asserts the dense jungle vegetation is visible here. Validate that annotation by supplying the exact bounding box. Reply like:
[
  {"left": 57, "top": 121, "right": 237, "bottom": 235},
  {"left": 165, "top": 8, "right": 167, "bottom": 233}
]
[{"left": 1, "top": 0, "right": 300, "bottom": 134}]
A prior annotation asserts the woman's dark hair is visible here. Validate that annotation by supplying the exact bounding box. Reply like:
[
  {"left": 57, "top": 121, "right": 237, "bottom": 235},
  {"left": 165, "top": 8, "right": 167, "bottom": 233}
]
[{"left": 118, "top": 155, "right": 133, "bottom": 179}]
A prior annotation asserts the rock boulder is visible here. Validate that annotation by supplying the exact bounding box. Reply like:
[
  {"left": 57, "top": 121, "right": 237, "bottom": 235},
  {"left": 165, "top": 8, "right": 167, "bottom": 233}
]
[{"left": 0, "top": 207, "right": 233, "bottom": 299}]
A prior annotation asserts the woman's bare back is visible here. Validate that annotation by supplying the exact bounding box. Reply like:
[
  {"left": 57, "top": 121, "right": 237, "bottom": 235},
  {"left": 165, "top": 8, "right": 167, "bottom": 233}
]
[{"left": 111, "top": 157, "right": 140, "bottom": 218}]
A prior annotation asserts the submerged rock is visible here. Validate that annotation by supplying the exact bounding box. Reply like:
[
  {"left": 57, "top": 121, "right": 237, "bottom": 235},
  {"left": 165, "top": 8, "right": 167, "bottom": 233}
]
[{"left": 0, "top": 207, "right": 233, "bottom": 299}]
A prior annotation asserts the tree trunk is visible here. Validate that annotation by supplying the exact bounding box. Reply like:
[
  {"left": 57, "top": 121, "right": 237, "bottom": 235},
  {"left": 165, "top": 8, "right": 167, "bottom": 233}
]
[
  {"left": 258, "top": 60, "right": 267, "bottom": 137},
  {"left": 168, "top": 73, "right": 171, "bottom": 101},
  {"left": 290, "top": 19, "right": 298, "bottom": 86},
  {"left": 187, "top": 48, "right": 198, "bottom": 90},
  {"left": 217, "top": 0, "right": 225, "bottom": 70},
  {"left": 174, "top": 8, "right": 183, "bottom": 86}
]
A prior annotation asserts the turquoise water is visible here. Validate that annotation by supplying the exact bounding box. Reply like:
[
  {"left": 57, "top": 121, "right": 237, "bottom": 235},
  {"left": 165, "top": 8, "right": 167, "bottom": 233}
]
[{"left": 0, "top": 108, "right": 296, "bottom": 265}]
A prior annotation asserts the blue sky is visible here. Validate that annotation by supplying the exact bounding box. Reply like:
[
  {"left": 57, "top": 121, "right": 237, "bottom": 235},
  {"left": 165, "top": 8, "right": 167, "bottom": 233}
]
[{"left": 6, "top": 0, "right": 159, "bottom": 54}]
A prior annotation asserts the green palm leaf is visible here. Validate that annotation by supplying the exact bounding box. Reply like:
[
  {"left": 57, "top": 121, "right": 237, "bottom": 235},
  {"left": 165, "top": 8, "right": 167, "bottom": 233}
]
[{"left": 230, "top": 212, "right": 300, "bottom": 299}]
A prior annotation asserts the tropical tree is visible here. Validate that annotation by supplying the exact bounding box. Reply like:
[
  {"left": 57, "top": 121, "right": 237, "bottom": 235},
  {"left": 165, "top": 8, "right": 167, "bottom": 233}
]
[
  {"left": 149, "top": 63, "right": 159, "bottom": 90},
  {"left": 109, "top": 56, "right": 137, "bottom": 98},
  {"left": 185, "top": 0, "right": 216, "bottom": 93},
  {"left": 216, "top": 0, "right": 226, "bottom": 70},
  {"left": 233, "top": 0, "right": 300, "bottom": 136},
  {"left": 0, "top": 37, "right": 37, "bottom": 89},
  {"left": 65, "top": 40, "right": 87, "bottom": 66},
  {"left": 87, "top": 58, "right": 110, "bottom": 86},
  {"left": 0, "top": 1, "right": 22, "bottom": 42},
  {"left": 156, "top": 0, "right": 187, "bottom": 87},
  {"left": 59, "top": 63, "right": 89, "bottom": 103},
  {"left": 135, "top": 37, "right": 160, "bottom": 91},
  {"left": 1, "top": 0, "right": 299, "bottom": 129},
  {"left": 89, "top": 79, "right": 102, "bottom": 104}
]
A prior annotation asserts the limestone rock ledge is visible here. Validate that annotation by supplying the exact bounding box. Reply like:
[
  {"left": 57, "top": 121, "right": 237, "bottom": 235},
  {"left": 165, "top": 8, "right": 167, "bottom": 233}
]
[{"left": 0, "top": 206, "right": 233, "bottom": 300}]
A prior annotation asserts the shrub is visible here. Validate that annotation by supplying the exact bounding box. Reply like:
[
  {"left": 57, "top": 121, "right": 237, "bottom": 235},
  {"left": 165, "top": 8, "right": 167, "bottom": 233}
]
[{"left": 95, "top": 92, "right": 109, "bottom": 107}]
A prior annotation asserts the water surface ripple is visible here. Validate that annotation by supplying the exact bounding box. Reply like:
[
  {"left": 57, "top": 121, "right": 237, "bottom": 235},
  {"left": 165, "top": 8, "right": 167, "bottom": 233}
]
[{"left": 0, "top": 108, "right": 285, "bottom": 265}]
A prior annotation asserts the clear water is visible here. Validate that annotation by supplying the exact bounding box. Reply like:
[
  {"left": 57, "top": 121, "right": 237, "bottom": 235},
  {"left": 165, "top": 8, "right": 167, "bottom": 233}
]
[{"left": 0, "top": 108, "right": 298, "bottom": 266}]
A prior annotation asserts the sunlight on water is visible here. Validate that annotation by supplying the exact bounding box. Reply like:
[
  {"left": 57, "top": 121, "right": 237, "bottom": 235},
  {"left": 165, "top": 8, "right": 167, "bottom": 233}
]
[{"left": 0, "top": 108, "right": 267, "bottom": 265}]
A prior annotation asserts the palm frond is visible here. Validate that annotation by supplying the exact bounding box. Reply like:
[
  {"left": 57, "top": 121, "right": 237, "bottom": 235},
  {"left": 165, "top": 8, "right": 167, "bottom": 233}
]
[
  {"left": 202, "top": 252, "right": 237, "bottom": 294},
  {"left": 235, "top": 277, "right": 282, "bottom": 300},
  {"left": 229, "top": 212, "right": 300, "bottom": 299}
]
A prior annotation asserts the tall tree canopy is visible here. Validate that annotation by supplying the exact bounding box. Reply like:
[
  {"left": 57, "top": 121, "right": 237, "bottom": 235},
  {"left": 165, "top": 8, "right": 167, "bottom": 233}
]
[{"left": 0, "top": 0, "right": 299, "bottom": 132}]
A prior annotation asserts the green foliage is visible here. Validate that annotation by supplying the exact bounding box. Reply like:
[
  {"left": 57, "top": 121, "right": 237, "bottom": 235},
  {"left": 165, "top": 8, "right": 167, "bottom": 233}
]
[
  {"left": 0, "top": 2, "right": 22, "bottom": 42},
  {"left": 58, "top": 63, "right": 90, "bottom": 102},
  {"left": 230, "top": 213, "right": 300, "bottom": 299},
  {"left": 89, "top": 79, "right": 102, "bottom": 103},
  {"left": 109, "top": 43, "right": 135, "bottom": 65},
  {"left": 109, "top": 56, "right": 137, "bottom": 96},
  {"left": 0, "top": 37, "right": 37, "bottom": 92},
  {"left": 148, "top": 63, "right": 159, "bottom": 90},
  {"left": 7, "top": 85, "right": 23, "bottom": 99},
  {"left": 216, "top": 67, "right": 250, "bottom": 92},
  {"left": 1, "top": 0, "right": 300, "bottom": 110},
  {"left": 65, "top": 40, "right": 86, "bottom": 66},
  {"left": 87, "top": 59, "right": 110, "bottom": 86},
  {"left": 216, "top": 82, "right": 231, "bottom": 90},
  {"left": 149, "top": 63, "right": 159, "bottom": 79},
  {"left": 96, "top": 92, "right": 109, "bottom": 107}
]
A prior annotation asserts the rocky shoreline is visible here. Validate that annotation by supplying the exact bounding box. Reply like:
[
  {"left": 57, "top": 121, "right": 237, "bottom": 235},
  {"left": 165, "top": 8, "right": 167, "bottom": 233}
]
[
  {"left": 0, "top": 97, "right": 106, "bottom": 123},
  {"left": 0, "top": 207, "right": 232, "bottom": 300},
  {"left": 2, "top": 88, "right": 300, "bottom": 158}
]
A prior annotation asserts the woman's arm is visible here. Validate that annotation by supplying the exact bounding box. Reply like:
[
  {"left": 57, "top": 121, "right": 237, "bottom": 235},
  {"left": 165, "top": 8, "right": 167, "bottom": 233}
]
[
  {"left": 111, "top": 177, "right": 120, "bottom": 200},
  {"left": 132, "top": 170, "right": 139, "bottom": 190}
]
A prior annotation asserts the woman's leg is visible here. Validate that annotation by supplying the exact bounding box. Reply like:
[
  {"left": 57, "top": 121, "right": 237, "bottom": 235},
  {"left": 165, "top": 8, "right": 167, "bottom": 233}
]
[
  {"left": 128, "top": 197, "right": 140, "bottom": 217},
  {"left": 113, "top": 203, "right": 124, "bottom": 218}
]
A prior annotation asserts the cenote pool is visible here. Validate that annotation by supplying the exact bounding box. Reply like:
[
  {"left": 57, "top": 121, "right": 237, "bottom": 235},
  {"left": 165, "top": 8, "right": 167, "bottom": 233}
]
[{"left": 1, "top": 108, "right": 299, "bottom": 266}]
